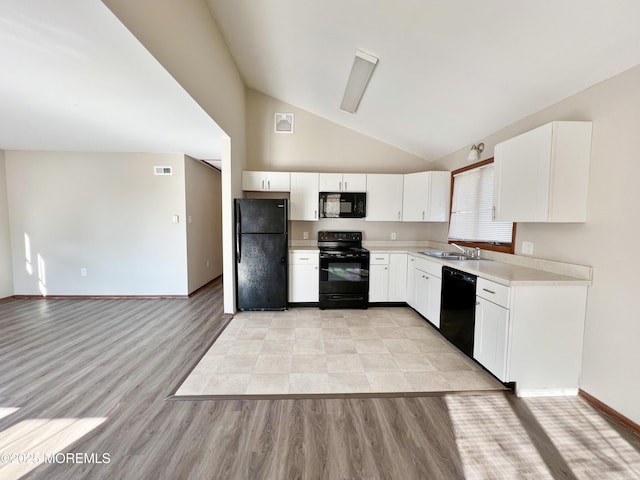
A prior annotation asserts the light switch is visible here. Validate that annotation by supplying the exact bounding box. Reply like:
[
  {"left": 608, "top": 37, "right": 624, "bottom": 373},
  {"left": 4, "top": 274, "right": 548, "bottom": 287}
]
[
  {"left": 172, "top": 215, "right": 179, "bottom": 224},
  {"left": 522, "top": 241, "right": 534, "bottom": 255}
]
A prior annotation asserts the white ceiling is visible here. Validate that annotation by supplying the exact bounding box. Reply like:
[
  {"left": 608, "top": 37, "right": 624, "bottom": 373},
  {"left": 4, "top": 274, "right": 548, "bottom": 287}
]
[
  {"left": 0, "top": 0, "right": 226, "bottom": 161},
  {"left": 207, "top": 0, "right": 640, "bottom": 160}
]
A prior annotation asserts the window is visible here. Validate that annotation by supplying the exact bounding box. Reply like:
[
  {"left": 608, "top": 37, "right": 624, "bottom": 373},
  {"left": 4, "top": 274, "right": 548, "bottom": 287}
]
[{"left": 448, "top": 159, "right": 515, "bottom": 253}]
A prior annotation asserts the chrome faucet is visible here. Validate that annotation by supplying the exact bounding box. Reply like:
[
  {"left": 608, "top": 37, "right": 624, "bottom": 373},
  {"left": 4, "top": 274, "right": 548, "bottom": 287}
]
[
  {"left": 451, "top": 243, "right": 469, "bottom": 255},
  {"left": 451, "top": 243, "right": 481, "bottom": 259}
]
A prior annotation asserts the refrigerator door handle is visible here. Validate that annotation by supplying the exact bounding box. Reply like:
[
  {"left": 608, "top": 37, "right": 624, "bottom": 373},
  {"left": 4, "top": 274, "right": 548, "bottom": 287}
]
[{"left": 235, "top": 202, "right": 241, "bottom": 262}]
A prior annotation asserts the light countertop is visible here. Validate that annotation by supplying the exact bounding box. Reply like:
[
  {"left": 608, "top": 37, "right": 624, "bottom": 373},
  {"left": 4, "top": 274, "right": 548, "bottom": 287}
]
[
  {"left": 367, "top": 247, "right": 591, "bottom": 287},
  {"left": 287, "top": 245, "right": 591, "bottom": 287}
]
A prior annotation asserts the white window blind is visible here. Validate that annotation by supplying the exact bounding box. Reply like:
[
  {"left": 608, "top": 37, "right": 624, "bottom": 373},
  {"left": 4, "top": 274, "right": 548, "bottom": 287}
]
[{"left": 448, "top": 164, "right": 513, "bottom": 244}]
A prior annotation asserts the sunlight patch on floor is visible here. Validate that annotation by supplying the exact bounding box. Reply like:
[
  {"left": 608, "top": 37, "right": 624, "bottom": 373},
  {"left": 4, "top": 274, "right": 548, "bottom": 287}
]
[
  {"left": 525, "top": 397, "right": 640, "bottom": 478},
  {"left": 0, "top": 408, "right": 19, "bottom": 421},
  {"left": 0, "top": 417, "right": 107, "bottom": 479},
  {"left": 446, "top": 394, "right": 553, "bottom": 479}
]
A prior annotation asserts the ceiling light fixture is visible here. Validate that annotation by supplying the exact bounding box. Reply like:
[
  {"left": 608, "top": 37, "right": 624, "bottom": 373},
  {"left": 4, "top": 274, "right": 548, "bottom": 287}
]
[
  {"left": 467, "top": 142, "right": 485, "bottom": 162},
  {"left": 340, "top": 49, "right": 379, "bottom": 114}
]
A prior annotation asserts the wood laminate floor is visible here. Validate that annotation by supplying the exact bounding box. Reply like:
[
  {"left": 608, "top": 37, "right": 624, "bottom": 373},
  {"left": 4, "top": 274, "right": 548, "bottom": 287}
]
[{"left": 1, "top": 278, "right": 639, "bottom": 479}]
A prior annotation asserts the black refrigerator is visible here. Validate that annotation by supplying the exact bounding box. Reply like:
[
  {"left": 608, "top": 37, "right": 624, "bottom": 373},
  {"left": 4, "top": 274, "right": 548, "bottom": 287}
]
[{"left": 235, "top": 198, "right": 288, "bottom": 311}]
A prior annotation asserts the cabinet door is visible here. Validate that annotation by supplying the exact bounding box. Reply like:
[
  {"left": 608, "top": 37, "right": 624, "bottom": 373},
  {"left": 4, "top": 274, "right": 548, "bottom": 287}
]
[
  {"left": 425, "top": 172, "right": 451, "bottom": 222},
  {"left": 426, "top": 275, "right": 441, "bottom": 328},
  {"left": 388, "top": 254, "right": 408, "bottom": 302},
  {"left": 265, "top": 172, "right": 290, "bottom": 192},
  {"left": 494, "top": 123, "right": 553, "bottom": 222},
  {"left": 319, "top": 173, "right": 343, "bottom": 192},
  {"left": 242, "top": 171, "right": 266, "bottom": 191},
  {"left": 369, "top": 264, "right": 389, "bottom": 302},
  {"left": 288, "top": 264, "right": 319, "bottom": 302},
  {"left": 406, "top": 256, "right": 417, "bottom": 309},
  {"left": 366, "top": 174, "right": 403, "bottom": 221},
  {"left": 290, "top": 173, "right": 319, "bottom": 221},
  {"left": 402, "top": 172, "right": 451, "bottom": 222},
  {"left": 402, "top": 172, "right": 429, "bottom": 221},
  {"left": 413, "top": 268, "right": 429, "bottom": 318},
  {"left": 474, "top": 297, "right": 509, "bottom": 381},
  {"left": 342, "top": 174, "right": 366, "bottom": 192},
  {"left": 242, "top": 171, "right": 290, "bottom": 191}
]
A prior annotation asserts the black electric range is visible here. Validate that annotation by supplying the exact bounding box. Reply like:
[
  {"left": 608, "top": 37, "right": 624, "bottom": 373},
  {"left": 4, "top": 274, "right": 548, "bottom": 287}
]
[{"left": 317, "top": 231, "right": 369, "bottom": 309}]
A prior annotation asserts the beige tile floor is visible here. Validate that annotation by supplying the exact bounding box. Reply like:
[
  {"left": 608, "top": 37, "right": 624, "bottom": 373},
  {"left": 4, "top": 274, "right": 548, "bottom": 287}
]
[{"left": 176, "top": 307, "right": 505, "bottom": 396}]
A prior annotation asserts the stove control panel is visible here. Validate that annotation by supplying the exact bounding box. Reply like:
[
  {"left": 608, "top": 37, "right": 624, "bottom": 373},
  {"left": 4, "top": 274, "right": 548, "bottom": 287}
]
[{"left": 318, "top": 231, "right": 362, "bottom": 241}]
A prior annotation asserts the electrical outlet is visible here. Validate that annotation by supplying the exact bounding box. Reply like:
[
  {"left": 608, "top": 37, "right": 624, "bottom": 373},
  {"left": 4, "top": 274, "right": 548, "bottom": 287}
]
[
  {"left": 80, "top": 268, "right": 87, "bottom": 277},
  {"left": 522, "top": 241, "right": 534, "bottom": 255},
  {"left": 303, "top": 231, "right": 309, "bottom": 240},
  {"left": 391, "top": 232, "right": 397, "bottom": 240}
]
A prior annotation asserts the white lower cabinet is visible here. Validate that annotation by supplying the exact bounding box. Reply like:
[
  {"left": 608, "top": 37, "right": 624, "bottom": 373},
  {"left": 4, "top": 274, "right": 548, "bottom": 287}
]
[
  {"left": 288, "top": 251, "right": 319, "bottom": 303},
  {"left": 369, "top": 253, "right": 407, "bottom": 303},
  {"left": 407, "top": 254, "right": 441, "bottom": 327},
  {"left": 474, "top": 296, "right": 509, "bottom": 381},
  {"left": 473, "top": 277, "right": 588, "bottom": 396}
]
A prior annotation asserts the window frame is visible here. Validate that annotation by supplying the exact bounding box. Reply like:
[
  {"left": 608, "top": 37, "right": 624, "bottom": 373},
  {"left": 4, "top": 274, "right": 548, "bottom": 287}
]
[{"left": 448, "top": 158, "right": 516, "bottom": 254}]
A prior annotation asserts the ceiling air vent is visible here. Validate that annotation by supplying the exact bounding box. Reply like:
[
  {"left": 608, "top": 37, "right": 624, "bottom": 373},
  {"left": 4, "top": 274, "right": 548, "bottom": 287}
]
[
  {"left": 154, "top": 166, "right": 172, "bottom": 175},
  {"left": 274, "top": 113, "right": 294, "bottom": 134}
]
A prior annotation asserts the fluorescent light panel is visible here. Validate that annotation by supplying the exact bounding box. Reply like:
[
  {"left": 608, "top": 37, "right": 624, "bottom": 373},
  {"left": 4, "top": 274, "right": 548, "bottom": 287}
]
[{"left": 340, "top": 49, "right": 378, "bottom": 114}]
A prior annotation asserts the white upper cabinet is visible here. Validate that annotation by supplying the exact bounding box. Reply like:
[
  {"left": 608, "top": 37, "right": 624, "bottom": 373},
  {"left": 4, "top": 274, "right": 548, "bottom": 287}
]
[
  {"left": 289, "top": 172, "right": 319, "bottom": 221},
  {"left": 365, "top": 174, "right": 404, "bottom": 221},
  {"left": 493, "top": 121, "right": 592, "bottom": 222},
  {"left": 242, "top": 171, "right": 291, "bottom": 192},
  {"left": 319, "top": 173, "right": 366, "bottom": 192},
  {"left": 402, "top": 171, "right": 451, "bottom": 222}
]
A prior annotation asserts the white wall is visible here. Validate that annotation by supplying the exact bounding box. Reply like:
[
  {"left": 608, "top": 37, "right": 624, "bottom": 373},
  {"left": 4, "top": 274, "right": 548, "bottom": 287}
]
[
  {"left": 185, "top": 158, "right": 223, "bottom": 292},
  {"left": 246, "top": 89, "right": 436, "bottom": 242},
  {"left": 432, "top": 65, "right": 640, "bottom": 425},
  {"left": 0, "top": 151, "right": 13, "bottom": 298},
  {"left": 247, "top": 89, "right": 430, "bottom": 173},
  {"left": 1, "top": 1, "right": 245, "bottom": 303},
  {"left": 5, "top": 151, "right": 188, "bottom": 296},
  {"left": 103, "top": 0, "right": 247, "bottom": 312}
]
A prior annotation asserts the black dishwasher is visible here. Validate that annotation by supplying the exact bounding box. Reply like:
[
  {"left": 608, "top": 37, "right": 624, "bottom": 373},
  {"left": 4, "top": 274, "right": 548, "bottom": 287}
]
[{"left": 440, "top": 266, "right": 477, "bottom": 358}]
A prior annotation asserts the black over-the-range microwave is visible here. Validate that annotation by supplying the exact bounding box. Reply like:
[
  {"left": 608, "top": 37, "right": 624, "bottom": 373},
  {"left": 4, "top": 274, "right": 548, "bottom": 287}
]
[{"left": 319, "top": 192, "right": 367, "bottom": 218}]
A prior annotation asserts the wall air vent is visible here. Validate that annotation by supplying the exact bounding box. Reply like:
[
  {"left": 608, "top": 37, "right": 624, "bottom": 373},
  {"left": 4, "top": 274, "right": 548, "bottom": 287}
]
[
  {"left": 154, "top": 166, "right": 172, "bottom": 175},
  {"left": 274, "top": 113, "right": 294, "bottom": 134}
]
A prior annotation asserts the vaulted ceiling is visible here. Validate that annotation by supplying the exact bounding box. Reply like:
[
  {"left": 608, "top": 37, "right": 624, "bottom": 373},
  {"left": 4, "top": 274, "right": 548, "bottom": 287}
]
[
  {"left": 206, "top": 0, "right": 640, "bottom": 160},
  {"left": 2, "top": 1, "right": 640, "bottom": 165},
  {"left": 0, "top": 0, "right": 225, "bottom": 161}
]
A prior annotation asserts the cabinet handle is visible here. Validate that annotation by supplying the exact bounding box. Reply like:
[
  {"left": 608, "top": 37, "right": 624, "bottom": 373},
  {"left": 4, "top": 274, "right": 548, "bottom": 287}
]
[
  {"left": 345, "top": 181, "right": 348, "bottom": 190},
  {"left": 300, "top": 257, "right": 309, "bottom": 260},
  {"left": 339, "top": 181, "right": 342, "bottom": 191},
  {"left": 492, "top": 206, "right": 496, "bottom": 220},
  {"left": 482, "top": 288, "right": 496, "bottom": 294},
  {"left": 375, "top": 257, "right": 385, "bottom": 260},
  {"left": 262, "top": 179, "right": 265, "bottom": 190},
  {"left": 476, "top": 301, "right": 480, "bottom": 305},
  {"left": 314, "top": 210, "right": 317, "bottom": 219},
  {"left": 268, "top": 180, "right": 271, "bottom": 190},
  {"left": 398, "top": 211, "right": 401, "bottom": 220},
  {"left": 422, "top": 211, "right": 425, "bottom": 220},
  {"left": 384, "top": 267, "right": 388, "bottom": 270}
]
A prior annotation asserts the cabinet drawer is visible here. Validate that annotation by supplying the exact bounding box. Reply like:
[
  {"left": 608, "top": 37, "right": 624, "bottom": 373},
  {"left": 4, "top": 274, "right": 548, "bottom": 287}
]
[
  {"left": 476, "top": 278, "right": 510, "bottom": 308},
  {"left": 289, "top": 252, "right": 319, "bottom": 265},
  {"left": 413, "top": 255, "right": 442, "bottom": 278},
  {"left": 370, "top": 253, "right": 390, "bottom": 265}
]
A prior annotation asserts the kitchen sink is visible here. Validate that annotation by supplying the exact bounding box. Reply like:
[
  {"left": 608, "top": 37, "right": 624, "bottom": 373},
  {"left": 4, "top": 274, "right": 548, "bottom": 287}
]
[
  {"left": 420, "top": 250, "right": 489, "bottom": 261},
  {"left": 420, "top": 250, "right": 468, "bottom": 259}
]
